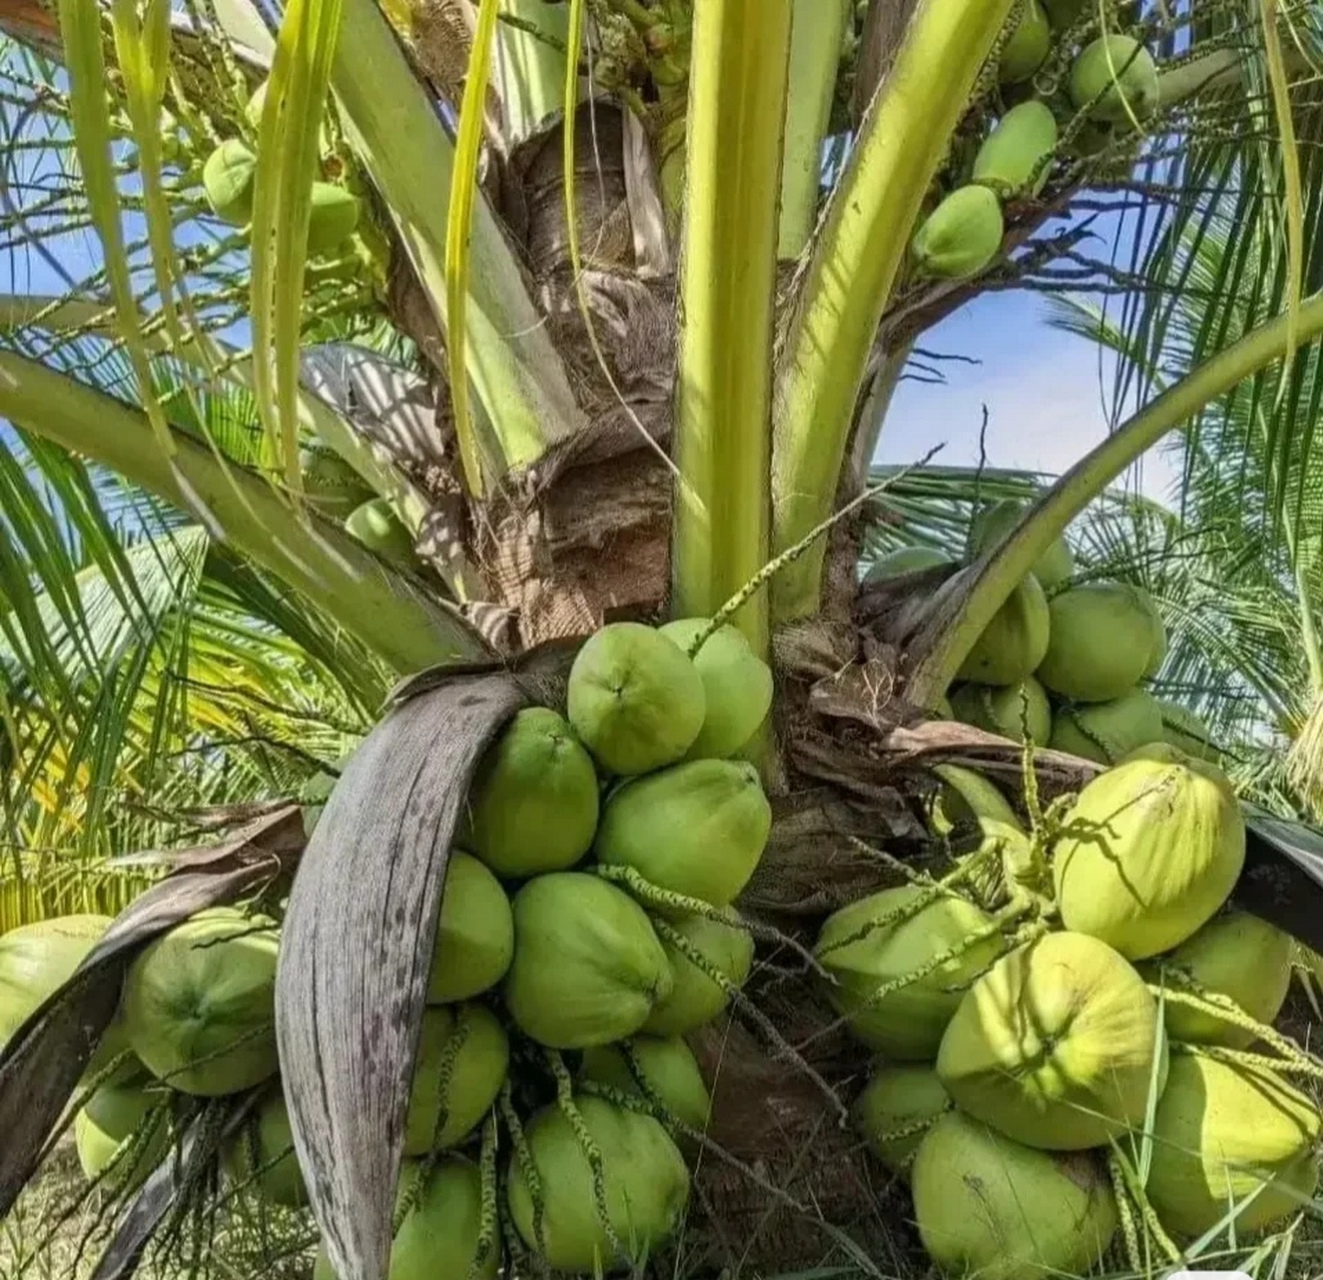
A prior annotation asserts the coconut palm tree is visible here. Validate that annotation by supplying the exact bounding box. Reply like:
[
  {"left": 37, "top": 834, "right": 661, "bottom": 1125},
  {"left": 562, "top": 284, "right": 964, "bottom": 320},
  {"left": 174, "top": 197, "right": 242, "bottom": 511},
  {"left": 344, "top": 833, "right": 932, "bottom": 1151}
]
[{"left": 1, "top": 0, "right": 1323, "bottom": 1272}]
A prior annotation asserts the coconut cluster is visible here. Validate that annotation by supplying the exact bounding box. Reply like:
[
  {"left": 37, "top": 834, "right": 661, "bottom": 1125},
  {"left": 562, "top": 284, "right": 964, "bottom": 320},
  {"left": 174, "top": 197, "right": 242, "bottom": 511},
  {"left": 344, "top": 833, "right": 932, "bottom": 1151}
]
[
  {"left": 873, "top": 495, "right": 1220, "bottom": 765},
  {"left": 909, "top": 5, "right": 1160, "bottom": 282},
  {"left": 817, "top": 743, "right": 1322, "bottom": 1279}
]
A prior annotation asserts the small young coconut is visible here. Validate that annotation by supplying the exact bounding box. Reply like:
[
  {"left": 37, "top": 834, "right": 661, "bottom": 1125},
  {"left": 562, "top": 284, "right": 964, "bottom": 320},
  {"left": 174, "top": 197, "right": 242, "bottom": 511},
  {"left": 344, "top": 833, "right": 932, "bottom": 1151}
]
[
  {"left": 345, "top": 498, "right": 415, "bottom": 566},
  {"left": 306, "top": 183, "right": 362, "bottom": 256},
  {"left": 201, "top": 139, "right": 257, "bottom": 226},
  {"left": 815, "top": 885, "right": 1004, "bottom": 1059},
  {"left": 912, "top": 1111, "right": 1118, "bottom": 1280},
  {"left": 957, "top": 573, "right": 1051, "bottom": 686},
  {"left": 937, "top": 931, "right": 1165, "bottom": 1150},
  {"left": 642, "top": 906, "right": 754, "bottom": 1036},
  {"left": 1037, "top": 581, "right": 1166, "bottom": 702},
  {"left": 855, "top": 1063, "right": 950, "bottom": 1179},
  {"left": 426, "top": 851, "right": 515, "bottom": 1003},
  {"left": 659, "top": 618, "right": 773, "bottom": 760},
  {"left": 1147, "top": 1053, "right": 1320, "bottom": 1238},
  {"left": 1070, "top": 35, "right": 1160, "bottom": 124},
  {"left": 463, "top": 707, "right": 600, "bottom": 878},
  {"left": 314, "top": 1157, "right": 498, "bottom": 1280},
  {"left": 950, "top": 677, "right": 1052, "bottom": 745},
  {"left": 862, "top": 545, "right": 952, "bottom": 586},
  {"left": 1048, "top": 687, "right": 1164, "bottom": 765},
  {"left": 404, "top": 1004, "right": 509, "bottom": 1155},
  {"left": 967, "top": 497, "right": 1073, "bottom": 589},
  {"left": 506, "top": 1095, "right": 690, "bottom": 1274},
  {"left": 1053, "top": 744, "right": 1245, "bottom": 959},
  {"left": 998, "top": 0, "right": 1051, "bottom": 84},
  {"left": 594, "top": 758, "right": 772, "bottom": 907},
  {"left": 912, "top": 185, "right": 1006, "bottom": 281},
  {"left": 567, "top": 623, "right": 706, "bottom": 776},
  {"left": 580, "top": 1036, "right": 712, "bottom": 1130},
  {"left": 503, "top": 873, "right": 672, "bottom": 1048},
  {"left": 1147, "top": 910, "right": 1293, "bottom": 1048},
  {"left": 972, "top": 102, "right": 1060, "bottom": 199}
]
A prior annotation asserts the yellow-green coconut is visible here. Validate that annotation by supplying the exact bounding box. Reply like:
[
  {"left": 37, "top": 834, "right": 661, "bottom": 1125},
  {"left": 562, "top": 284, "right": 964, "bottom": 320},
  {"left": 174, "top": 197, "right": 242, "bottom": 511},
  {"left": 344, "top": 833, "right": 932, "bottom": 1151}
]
[
  {"left": 75, "top": 1074, "right": 172, "bottom": 1193},
  {"left": 404, "top": 1004, "right": 508, "bottom": 1155},
  {"left": 660, "top": 618, "right": 774, "bottom": 760},
  {"left": 464, "top": 707, "right": 600, "bottom": 877},
  {"left": 968, "top": 498, "right": 1074, "bottom": 590},
  {"left": 201, "top": 139, "right": 257, "bottom": 225},
  {"left": 567, "top": 622, "right": 706, "bottom": 776},
  {"left": 972, "top": 102, "right": 1059, "bottom": 199},
  {"left": 854, "top": 1063, "right": 950, "bottom": 1179},
  {"left": 306, "top": 183, "right": 361, "bottom": 256},
  {"left": 504, "top": 873, "right": 671, "bottom": 1048},
  {"left": 950, "top": 677, "right": 1051, "bottom": 744},
  {"left": 580, "top": 1036, "right": 712, "bottom": 1131},
  {"left": 0, "top": 914, "right": 112, "bottom": 1049},
  {"left": 123, "top": 907, "right": 279, "bottom": 1096},
  {"left": 314, "top": 1157, "right": 498, "bottom": 1280},
  {"left": 1047, "top": 687, "right": 1164, "bottom": 764},
  {"left": 506, "top": 1095, "right": 690, "bottom": 1274},
  {"left": 957, "top": 573, "right": 1050, "bottom": 686},
  {"left": 999, "top": 0, "right": 1051, "bottom": 83},
  {"left": 594, "top": 758, "right": 771, "bottom": 907},
  {"left": 1148, "top": 910, "right": 1293, "bottom": 1049},
  {"left": 345, "top": 498, "right": 415, "bottom": 566},
  {"left": 912, "top": 1111, "right": 1118, "bottom": 1280},
  {"left": 1146, "top": 1054, "right": 1320, "bottom": 1238},
  {"left": 427, "top": 850, "right": 514, "bottom": 1003},
  {"left": 223, "top": 1086, "right": 307, "bottom": 1207},
  {"left": 642, "top": 906, "right": 754, "bottom": 1036},
  {"left": 1036, "top": 581, "right": 1157, "bottom": 701},
  {"left": 815, "top": 885, "right": 1004, "bottom": 1059},
  {"left": 912, "top": 186, "right": 1006, "bottom": 281},
  {"left": 1070, "top": 35, "right": 1160, "bottom": 124},
  {"left": 1053, "top": 744, "right": 1245, "bottom": 959},
  {"left": 937, "top": 931, "right": 1165, "bottom": 1150}
]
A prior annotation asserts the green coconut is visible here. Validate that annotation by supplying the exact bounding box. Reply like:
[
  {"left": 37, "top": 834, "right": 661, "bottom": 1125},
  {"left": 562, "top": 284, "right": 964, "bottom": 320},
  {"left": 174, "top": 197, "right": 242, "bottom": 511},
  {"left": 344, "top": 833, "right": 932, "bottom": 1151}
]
[
  {"left": 1158, "top": 699, "right": 1219, "bottom": 762},
  {"left": 950, "top": 677, "right": 1051, "bottom": 745},
  {"left": 854, "top": 1064, "right": 950, "bottom": 1179},
  {"left": 968, "top": 498, "right": 1074, "bottom": 589},
  {"left": 1048, "top": 687, "right": 1164, "bottom": 765},
  {"left": 566, "top": 622, "right": 707, "bottom": 776},
  {"left": 862, "top": 545, "right": 952, "bottom": 586},
  {"left": 912, "top": 185, "right": 1006, "bottom": 281},
  {"left": 306, "top": 184, "right": 362, "bottom": 256},
  {"left": 1042, "top": 0, "right": 1085, "bottom": 27},
  {"left": 202, "top": 139, "right": 257, "bottom": 225},
  {"left": 999, "top": 0, "right": 1051, "bottom": 84},
  {"left": 973, "top": 102, "right": 1059, "bottom": 198},
  {"left": 298, "top": 442, "right": 374, "bottom": 520},
  {"left": 1070, "top": 35, "right": 1160, "bottom": 124},
  {"left": 1148, "top": 911, "right": 1293, "bottom": 1049},
  {"left": 1147, "top": 1053, "right": 1320, "bottom": 1238},
  {"left": 1036, "top": 581, "right": 1161, "bottom": 702},
  {"left": 314, "top": 1157, "right": 498, "bottom": 1280},
  {"left": 937, "top": 931, "right": 1165, "bottom": 1150},
  {"left": 956, "top": 573, "right": 1050, "bottom": 685},
  {"left": 928, "top": 763, "right": 1019, "bottom": 837},
  {"left": 815, "top": 885, "right": 1004, "bottom": 1059},
  {"left": 912, "top": 1111, "right": 1118, "bottom": 1280},
  {"left": 1137, "top": 587, "right": 1167, "bottom": 677},
  {"left": 659, "top": 618, "right": 774, "bottom": 760},
  {"left": 464, "top": 707, "right": 600, "bottom": 877},
  {"left": 0, "top": 914, "right": 111, "bottom": 1049},
  {"left": 594, "top": 758, "right": 771, "bottom": 907},
  {"left": 345, "top": 498, "right": 415, "bottom": 565},
  {"left": 223, "top": 1086, "right": 306, "bottom": 1207},
  {"left": 1053, "top": 745, "right": 1245, "bottom": 959},
  {"left": 642, "top": 906, "right": 754, "bottom": 1036},
  {"left": 75, "top": 1075, "right": 172, "bottom": 1192},
  {"left": 427, "top": 850, "right": 515, "bottom": 1003},
  {"left": 123, "top": 907, "right": 279, "bottom": 1096},
  {"left": 404, "top": 1003, "right": 509, "bottom": 1155},
  {"left": 504, "top": 873, "right": 672, "bottom": 1048},
  {"left": 580, "top": 1036, "right": 711, "bottom": 1130},
  {"left": 506, "top": 1094, "right": 690, "bottom": 1274}
]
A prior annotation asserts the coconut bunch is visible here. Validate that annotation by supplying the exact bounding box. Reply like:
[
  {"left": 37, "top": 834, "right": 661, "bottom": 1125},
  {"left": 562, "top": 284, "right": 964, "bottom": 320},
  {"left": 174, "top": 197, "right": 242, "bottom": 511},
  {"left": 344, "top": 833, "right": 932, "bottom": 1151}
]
[
  {"left": 929, "top": 496, "right": 1219, "bottom": 767},
  {"left": 910, "top": 1, "right": 1161, "bottom": 282},
  {"left": 816, "top": 742, "right": 1323, "bottom": 1279}
]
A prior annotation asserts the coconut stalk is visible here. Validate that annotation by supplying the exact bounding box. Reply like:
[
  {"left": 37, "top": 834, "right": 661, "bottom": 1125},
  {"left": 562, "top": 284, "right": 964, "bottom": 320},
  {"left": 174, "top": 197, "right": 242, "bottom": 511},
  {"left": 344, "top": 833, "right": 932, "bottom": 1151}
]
[
  {"left": 671, "top": 0, "right": 792, "bottom": 656},
  {"left": 770, "top": 0, "right": 1018, "bottom": 621},
  {"left": 906, "top": 289, "right": 1323, "bottom": 707},
  {"left": 0, "top": 351, "right": 483, "bottom": 674}
]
